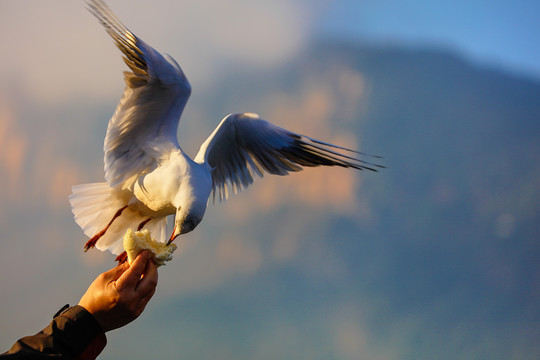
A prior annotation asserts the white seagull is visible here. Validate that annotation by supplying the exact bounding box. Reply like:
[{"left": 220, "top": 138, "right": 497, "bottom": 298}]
[{"left": 70, "top": 0, "right": 383, "bottom": 261}]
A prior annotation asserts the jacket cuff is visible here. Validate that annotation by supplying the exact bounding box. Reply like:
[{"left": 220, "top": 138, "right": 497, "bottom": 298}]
[{"left": 53, "top": 305, "right": 107, "bottom": 357}]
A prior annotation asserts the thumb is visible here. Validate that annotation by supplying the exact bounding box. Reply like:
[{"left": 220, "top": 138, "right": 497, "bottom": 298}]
[{"left": 116, "top": 251, "right": 149, "bottom": 291}]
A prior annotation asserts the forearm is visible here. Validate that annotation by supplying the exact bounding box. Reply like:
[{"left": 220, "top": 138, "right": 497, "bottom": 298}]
[{"left": 2, "top": 305, "right": 106, "bottom": 359}]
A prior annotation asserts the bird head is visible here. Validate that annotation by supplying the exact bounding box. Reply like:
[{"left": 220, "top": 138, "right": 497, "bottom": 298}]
[{"left": 168, "top": 212, "right": 202, "bottom": 245}]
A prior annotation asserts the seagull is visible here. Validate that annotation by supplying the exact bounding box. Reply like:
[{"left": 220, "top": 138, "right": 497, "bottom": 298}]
[{"left": 70, "top": 0, "right": 383, "bottom": 261}]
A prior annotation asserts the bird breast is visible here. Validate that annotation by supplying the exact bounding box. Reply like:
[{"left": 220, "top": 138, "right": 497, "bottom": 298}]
[{"left": 130, "top": 150, "right": 212, "bottom": 217}]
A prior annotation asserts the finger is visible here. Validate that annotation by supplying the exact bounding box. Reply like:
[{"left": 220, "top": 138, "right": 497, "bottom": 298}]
[
  {"left": 102, "top": 261, "right": 130, "bottom": 282},
  {"left": 115, "top": 250, "right": 149, "bottom": 291},
  {"left": 135, "top": 259, "right": 158, "bottom": 298}
]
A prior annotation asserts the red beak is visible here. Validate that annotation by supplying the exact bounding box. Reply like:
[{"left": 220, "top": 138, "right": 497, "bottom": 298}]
[{"left": 167, "top": 225, "right": 178, "bottom": 245}]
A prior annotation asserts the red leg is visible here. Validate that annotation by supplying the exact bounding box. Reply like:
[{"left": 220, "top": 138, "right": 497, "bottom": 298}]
[
  {"left": 115, "top": 251, "right": 128, "bottom": 264},
  {"left": 84, "top": 205, "right": 128, "bottom": 251},
  {"left": 137, "top": 218, "right": 152, "bottom": 231}
]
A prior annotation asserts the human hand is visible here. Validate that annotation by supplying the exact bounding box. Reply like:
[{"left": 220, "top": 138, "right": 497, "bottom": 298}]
[{"left": 78, "top": 250, "right": 158, "bottom": 332}]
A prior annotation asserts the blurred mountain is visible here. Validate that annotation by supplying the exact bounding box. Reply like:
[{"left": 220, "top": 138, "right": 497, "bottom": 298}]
[{"left": 165, "top": 42, "right": 540, "bottom": 360}]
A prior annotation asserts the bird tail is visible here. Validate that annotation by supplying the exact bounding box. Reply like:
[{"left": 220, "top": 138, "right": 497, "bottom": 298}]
[{"left": 69, "top": 182, "right": 168, "bottom": 255}]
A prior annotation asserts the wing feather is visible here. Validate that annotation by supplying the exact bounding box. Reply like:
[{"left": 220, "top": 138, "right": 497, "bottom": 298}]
[
  {"left": 194, "top": 113, "right": 384, "bottom": 202},
  {"left": 88, "top": 0, "right": 191, "bottom": 188}
]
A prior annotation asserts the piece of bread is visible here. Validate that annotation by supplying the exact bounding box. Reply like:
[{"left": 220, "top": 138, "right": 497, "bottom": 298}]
[{"left": 123, "top": 228, "right": 177, "bottom": 266}]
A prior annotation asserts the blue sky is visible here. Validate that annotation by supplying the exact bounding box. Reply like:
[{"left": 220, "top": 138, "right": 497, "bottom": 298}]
[{"left": 319, "top": 0, "right": 540, "bottom": 79}]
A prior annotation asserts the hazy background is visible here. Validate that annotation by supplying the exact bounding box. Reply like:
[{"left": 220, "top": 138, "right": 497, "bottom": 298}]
[{"left": 1, "top": 1, "right": 539, "bottom": 359}]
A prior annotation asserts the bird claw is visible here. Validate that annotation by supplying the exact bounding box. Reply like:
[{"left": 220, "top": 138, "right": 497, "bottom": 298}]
[
  {"left": 84, "top": 232, "right": 104, "bottom": 252},
  {"left": 115, "top": 251, "right": 128, "bottom": 264},
  {"left": 84, "top": 205, "right": 128, "bottom": 251}
]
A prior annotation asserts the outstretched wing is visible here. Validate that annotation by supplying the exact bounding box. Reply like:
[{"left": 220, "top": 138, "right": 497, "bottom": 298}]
[
  {"left": 88, "top": 0, "right": 191, "bottom": 188},
  {"left": 194, "top": 113, "right": 384, "bottom": 201}
]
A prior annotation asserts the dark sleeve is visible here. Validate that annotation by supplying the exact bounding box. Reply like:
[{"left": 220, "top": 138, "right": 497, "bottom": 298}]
[{"left": 1, "top": 305, "right": 107, "bottom": 359}]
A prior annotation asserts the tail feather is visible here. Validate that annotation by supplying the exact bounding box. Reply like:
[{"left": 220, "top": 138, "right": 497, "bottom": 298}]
[{"left": 69, "top": 182, "right": 168, "bottom": 255}]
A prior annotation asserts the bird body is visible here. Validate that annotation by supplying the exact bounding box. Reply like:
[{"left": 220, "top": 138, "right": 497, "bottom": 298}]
[
  {"left": 131, "top": 149, "right": 212, "bottom": 235},
  {"left": 131, "top": 150, "right": 206, "bottom": 214},
  {"left": 70, "top": 0, "right": 382, "bottom": 257}
]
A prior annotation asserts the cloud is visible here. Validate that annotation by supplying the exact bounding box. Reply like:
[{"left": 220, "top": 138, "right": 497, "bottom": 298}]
[
  {"left": 216, "top": 232, "right": 263, "bottom": 274},
  {"left": 0, "top": 100, "right": 28, "bottom": 205},
  {"left": 331, "top": 305, "right": 394, "bottom": 360},
  {"left": 0, "top": 1, "right": 116, "bottom": 105},
  {"left": 492, "top": 213, "right": 515, "bottom": 239},
  {"left": 0, "top": 96, "right": 98, "bottom": 216},
  {"left": 179, "top": 0, "right": 309, "bottom": 66},
  {"left": 0, "top": 0, "right": 320, "bottom": 104}
]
